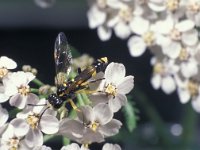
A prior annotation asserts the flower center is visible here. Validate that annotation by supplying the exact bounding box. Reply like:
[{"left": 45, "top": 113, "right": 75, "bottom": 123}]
[
  {"left": 142, "top": 31, "right": 155, "bottom": 46},
  {"left": 166, "top": 0, "right": 179, "bottom": 11},
  {"left": 187, "top": 80, "right": 199, "bottom": 97},
  {"left": 97, "top": 0, "right": 107, "bottom": 9},
  {"left": 26, "top": 114, "right": 39, "bottom": 129},
  {"left": 187, "top": 2, "right": 200, "bottom": 13},
  {"left": 0, "top": 68, "right": 8, "bottom": 78},
  {"left": 118, "top": 5, "right": 133, "bottom": 22},
  {"left": 179, "top": 48, "right": 189, "bottom": 61},
  {"left": 105, "top": 83, "right": 117, "bottom": 97},
  {"left": 8, "top": 137, "right": 20, "bottom": 150},
  {"left": 18, "top": 85, "right": 30, "bottom": 96},
  {"left": 153, "top": 62, "right": 165, "bottom": 74},
  {"left": 170, "top": 28, "right": 181, "bottom": 41},
  {"left": 88, "top": 121, "right": 100, "bottom": 132}
]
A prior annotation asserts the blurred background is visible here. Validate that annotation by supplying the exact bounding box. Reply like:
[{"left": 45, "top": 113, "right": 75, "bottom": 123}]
[{"left": 0, "top": 0, "right": 199, "bottom": 149}]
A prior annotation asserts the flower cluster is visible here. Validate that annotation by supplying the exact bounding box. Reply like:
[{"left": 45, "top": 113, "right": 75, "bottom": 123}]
[
  {"left": 0, "top": 56, "right": 134, "bottom": 149},
  {"left": 87, "top": 0, "right": 200, "bottom": 112}
]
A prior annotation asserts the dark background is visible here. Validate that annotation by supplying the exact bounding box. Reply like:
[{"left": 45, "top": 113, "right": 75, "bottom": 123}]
[{"left": 0, "top": 0, "right": 185, "bottom": 149}]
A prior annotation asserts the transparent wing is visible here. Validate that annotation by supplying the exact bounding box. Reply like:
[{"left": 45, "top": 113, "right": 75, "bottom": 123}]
[{"left": 54, "top": 32, "right": 72, "bottom": 85}]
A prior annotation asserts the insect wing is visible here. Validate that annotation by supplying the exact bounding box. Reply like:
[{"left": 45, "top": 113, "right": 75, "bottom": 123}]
[{"left": 54, "top": 32, "right": 72, "bottom": 85}]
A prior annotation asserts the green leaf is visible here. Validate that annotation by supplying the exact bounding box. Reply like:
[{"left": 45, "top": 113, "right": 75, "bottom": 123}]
[{"left": 122, "top": 98, "right": 137, "bottom": 132}]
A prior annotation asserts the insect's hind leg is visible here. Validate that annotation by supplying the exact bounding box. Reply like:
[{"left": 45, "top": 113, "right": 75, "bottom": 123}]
[{"left": 66, "top": 98, "right": 81, "bottom": 112}]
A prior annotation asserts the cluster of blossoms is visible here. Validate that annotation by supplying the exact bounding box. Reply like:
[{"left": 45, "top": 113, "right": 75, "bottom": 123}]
[
  {"left": 0, "top": 55, "right": 134, "bottom": 150},
  {"left": 87, "top": 0, "right": 200, "bottom": 112}
]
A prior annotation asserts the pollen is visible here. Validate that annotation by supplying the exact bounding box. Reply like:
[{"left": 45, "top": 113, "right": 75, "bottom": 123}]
[
  {"left": 8, "top": 137, "right": 20, "bottom": 150},
  {"left": 0, "top": 67, "right": 8, "bottom": 78},
  {"left": 18, "top": 85, "right": 30, "bottom": 96},
  {"left": 188, "top": 80, "right": 199, "bottom": 97},
  {"left": 26, "top": 114, "right": 39, "bottom": 129},
  {"left": 187, "top": 2, "right": 200, "bottom": 13},
  {"left": 170, "top": 28, "right": 181, "bottom": 41},
  {"left": 142, "top": 31, "right": 155, "bottom": 46},
  {"left": 166, "top": 0, "right": 180, "bottom": 11},
  {"left": 179, "top": 48, "right": 189, "bottom": 61},
  {"left": 153, "top": 62, "right": 165, "bottom": 74},
  {"left": 105, "top": 83, "right": 117, "bottom": 97},
  {"left": 90, "top": 121, "right": 100, "bottom": 132},
  {"left": 118, "top": 5, "right": 133, "bottom": 23}
]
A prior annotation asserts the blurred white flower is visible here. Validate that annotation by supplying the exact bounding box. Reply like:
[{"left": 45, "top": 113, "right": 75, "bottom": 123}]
[
  {"left": 59, "top": 103, "right": 122, "bottom": 144},
  {"left": 0, "top": 56, "right": 17, "bottom": 78},
  {"left": 61, "top": 143, "right": 89, "bottom": 150},
  {"left": 0, "top": 84, "right": 10, "bottom": 103},
  {"left": 90, "top": 62, "right": 134, "bottom": 112},
  {"left": 150, "top": 57, "right": 179, "bottom": 94},
  {"left": 34, "top": 0, "right": 56, "bottom": 8},
  {"left": 102, "top": 143, "right": 121, "bottom": 150},
  {"left": 3, "top": 71, "right": 37, "bottom": 109}
]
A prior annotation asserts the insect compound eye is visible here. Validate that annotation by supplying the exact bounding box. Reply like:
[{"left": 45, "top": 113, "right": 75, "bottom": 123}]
[{"left": 48, "top": 94, "right": 63, "bottom": 109}]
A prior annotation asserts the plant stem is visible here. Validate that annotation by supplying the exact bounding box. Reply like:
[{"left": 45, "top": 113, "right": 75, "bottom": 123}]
[
  {"left": 180, "top": 103, "right": 198, "bottom": 149},
  {"left": 133, "top": 87, "right": 172, "bottom": 148},
  {"left": 32, "top": 78, "right": 45, "bottom": 87},
  {"left": 30, "top": 88, "right": 39, "bottom": 93},
  {"left": 81, "top": 93, "right": 91, "bottom": 105}
]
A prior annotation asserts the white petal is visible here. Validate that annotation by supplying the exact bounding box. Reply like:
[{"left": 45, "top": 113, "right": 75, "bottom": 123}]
[
  {"left": 130, "top": 17, "right": 150, "bottom": 35},
  {"left": 25, "top": 129, "right": 43, "bottom": 148},
  {"left": 0, "top": 93, "right": 9, "bottom": 103},
  {"left": 162, "top": 41, "right": 181, "bottom": 59},
  {"left": 9, "top": 94, "right": 27, "bottom": 109},
  {"left": 0, "top": 56, "right": 17, "bottom": 69},
  {"left": 175, "top": 20, "right": 195, "bottom": 32},
  {"left": 182, "top": 29, "right": 198, "bottom": 46},
  {"left": 151, "top": 74, "right": 161, "bottom": 90},
  {"left": 87, "top": 5, "right": 106, "bottom": 29},
  {"left": 148, "top": 2, "right": 166, "bottom": 12},
  {"left": 177, "top": 88, "right": 190, "bottom": 104},
  {"left": 10, "top": 118, "right": 29, "bottom": 137},
  {"left": 109, "top": 94, "right": 127, "bottom": 112},
  {"left": 161, "top": 76, "right": 176, "bottom": 94},
  {"left": 191, "top": 96, "right": 200, "bottom": 113},
  {"left": 89, "top": 93, "right": 109, "bottom": 106},
  {"left": 180, "top": 60, "right": 198, "bottom": 78},
  {"left": 93, "top": 103, "right": 113, "bottom": 125},
  {"left": 34, "top": 0, "right": 55, "bottom": 8},
  {"left": 105, "top": 62, "right": 125, "bottom": 85},
  {"left": 61, "top": 143, "right": 80, "bottom": 150},
  {"left": 102, "top": 143, "right": 121, "bottom": 150},
  {"left": 40, "top": 115, "right": 59, "bottom": 134},
  {"left": 117, "top": 75, "right": 134, "bottom": 94},
  {"left": 114, "top": 22, "right": 131, "bottom": 39},
  {"left": 77, "top": 105, "right": 94, "bottom": 123},
  {"left": 128, "top": 36, "right": 146, "bottom": 57},
  {"left": 97, "top": 26, "right": 112, "bottom": 41},
  {"left": 0, "top": 105, "right": 8, "bottom": 127},
  {"left": 99, "top": 119, "right": 122, "bottom": 137}
]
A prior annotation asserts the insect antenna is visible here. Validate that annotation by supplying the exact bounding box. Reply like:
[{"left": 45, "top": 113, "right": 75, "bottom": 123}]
[{"left": 38, "top": 106, "right": 51, "bottom": 124}]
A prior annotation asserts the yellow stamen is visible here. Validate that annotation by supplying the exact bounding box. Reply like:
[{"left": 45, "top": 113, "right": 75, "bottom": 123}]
[
  {"left": 0, "top": 68, "right": 8, "bottom": 78},
  {"left": 188, "top": 80, "right": 199, "bottom": 97},
  {"left": 179, "top": 48, "right": 189, "bottom": 61},
  {"left": 142, "top": 31, "right": 155, "bottom": 46},
  {"left": 166, "top": 0, "right": 180, "bottom": 11},
  {"left": 170, "top": 28, "right": 181, "bottom": 41},
  {"left": 153, "top": 62, "right": 165, "bottom": 74},
  {"left": 26, "top": 114, "right": 39, "bottom": 129},
  {"left": 105, "top": 83, "right": 117, "bottom": 97},
  {"left": 9, "top": 137, "right": 20, "bottom": 150},
  {"left": 118, "top": 5, "right": 133, "bottom": 22},
  {"left": 18, "top": 86, "right": 30, "bottom": 96}
]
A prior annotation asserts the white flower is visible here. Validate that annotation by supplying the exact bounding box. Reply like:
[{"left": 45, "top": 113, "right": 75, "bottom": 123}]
[
  {"left": 0, "top": 124, "right": 30, "bottom": 150},
  {"left": 59, "top": 103, "right": 122, "bottom": 144},
  {"left": 34, "top": 0, "right": 56, "bottom": 8},
  {"left": 0, "top": 56, "right": 17, "bottom": 78},
  {"left": 102, "top": 143, "right": 121, "bottom": 150},
  {"left": 3, "top": 71, "right": 37, "bottom": 109},
  {"left": 0, "top": 105, "right": 8, "bottom": 127},
  {"left": 14, "top": 98, "right": 59, "bottom": 148},
  {"left": 61, "top": 143, "right": 89, "bottom": 150},
  {"left": 90, "top": 62, "right": 134, "bottom": 112},
  {"left": 0, "top": 84, "right": 10, "bottom": 103},
  {"left": 150, "top": 57, "right": 178, "bottom": 94},
  {"left": 33, "top": 145, "right": 52, "bottom": 150}
]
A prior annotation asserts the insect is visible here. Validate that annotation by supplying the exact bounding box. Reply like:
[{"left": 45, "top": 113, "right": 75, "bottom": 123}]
[{"left": 47, "top": 32, "right": 108, "bottom": 110}]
